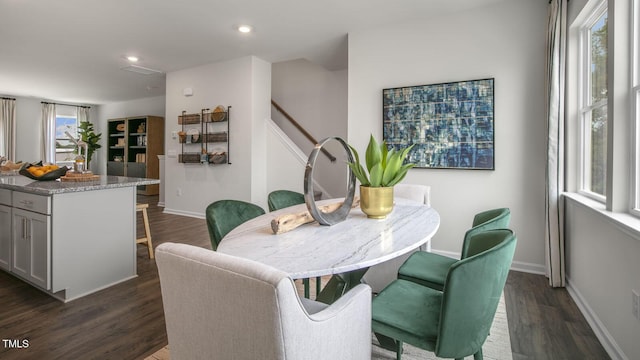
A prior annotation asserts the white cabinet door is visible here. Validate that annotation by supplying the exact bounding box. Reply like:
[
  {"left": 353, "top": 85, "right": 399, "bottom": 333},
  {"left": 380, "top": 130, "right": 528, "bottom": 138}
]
[
  {"left": 12, "top": 210, "right": 30, "bottom": 280},
  {"left": 0, "top": 204, "right": 11, "bottom": 270},
  {"left": 12, "top": 208, "right": 51, "bottom": 290}
]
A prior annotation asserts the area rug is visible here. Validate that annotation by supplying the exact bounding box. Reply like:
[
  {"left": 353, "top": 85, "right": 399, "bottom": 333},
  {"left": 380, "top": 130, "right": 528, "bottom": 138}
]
[{"left": 145, "top": 294, "right": 512, "bottom": 360}]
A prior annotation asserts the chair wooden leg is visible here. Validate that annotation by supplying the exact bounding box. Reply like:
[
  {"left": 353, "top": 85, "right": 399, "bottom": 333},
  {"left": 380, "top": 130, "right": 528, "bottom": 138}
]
[{"left": 136, "top": 203, "right": 154, "bottom": 259}]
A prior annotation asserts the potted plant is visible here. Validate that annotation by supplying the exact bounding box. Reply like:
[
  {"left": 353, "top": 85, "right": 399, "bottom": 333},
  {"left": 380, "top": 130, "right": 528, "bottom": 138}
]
[
  {"left": 76, "top": 120, "right": 102, "bottom": 171},
  {"left": 347, "top": 134, "right": 415, "bottom": 218}
]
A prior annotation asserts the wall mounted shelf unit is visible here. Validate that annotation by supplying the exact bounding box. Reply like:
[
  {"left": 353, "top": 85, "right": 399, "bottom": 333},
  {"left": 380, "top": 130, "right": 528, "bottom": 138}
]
[{"left": 178, "top": 106, "right": 230, "bottom": 165}]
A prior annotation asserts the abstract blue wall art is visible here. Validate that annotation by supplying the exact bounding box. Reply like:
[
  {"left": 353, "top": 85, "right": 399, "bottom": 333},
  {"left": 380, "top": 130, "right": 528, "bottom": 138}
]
[{"left": 383, "top": 78, "right": 495, "bottom": 170}]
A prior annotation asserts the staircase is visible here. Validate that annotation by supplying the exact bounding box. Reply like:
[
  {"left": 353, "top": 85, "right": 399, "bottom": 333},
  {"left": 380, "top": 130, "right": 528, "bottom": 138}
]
[{"left": 265, "top": 117, "right": 329, "bottom": 199}]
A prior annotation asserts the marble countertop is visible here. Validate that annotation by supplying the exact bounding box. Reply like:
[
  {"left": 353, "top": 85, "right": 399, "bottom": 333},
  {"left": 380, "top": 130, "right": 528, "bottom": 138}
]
[{"left": 0, "top": 174, "right": 160, "bottom": 195}]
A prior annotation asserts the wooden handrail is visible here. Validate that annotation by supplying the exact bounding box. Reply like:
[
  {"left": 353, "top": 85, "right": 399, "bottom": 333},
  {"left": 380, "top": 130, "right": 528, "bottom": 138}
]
[{"left": 271, "top": 100, "right": 336, "bottom": 162}]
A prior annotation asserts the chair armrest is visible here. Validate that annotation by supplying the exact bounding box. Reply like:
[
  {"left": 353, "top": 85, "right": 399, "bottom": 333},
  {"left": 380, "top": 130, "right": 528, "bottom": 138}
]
[{"left": 281, "top": 283, "right": 372, "bottom": 360}]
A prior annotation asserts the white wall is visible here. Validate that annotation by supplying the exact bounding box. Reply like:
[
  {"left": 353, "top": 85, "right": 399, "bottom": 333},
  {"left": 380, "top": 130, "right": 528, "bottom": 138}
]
[
  {"left": 271, "top": 59, "right": 348, "bottom": 198},
  {"left": 95, "top": 95, "right": 166, "bottom": 175},
  {"left": 250, "top": 58, "right": 271, "bottom": 207},
  {"left": 266, "top": 119, "right": 306, "bottom": 194},
  {"left": 163, "top": 56, "right": 271, "bottom": 217},
  {"left": 347, "top": 0, "right": 547, "bottom": 271},
  {"left": 565, "top": 199, "right": 640, "bottom": 360}
]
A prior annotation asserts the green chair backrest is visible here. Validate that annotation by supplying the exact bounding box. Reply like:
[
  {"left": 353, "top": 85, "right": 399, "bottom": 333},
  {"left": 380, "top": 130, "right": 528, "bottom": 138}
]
[
  {"left": 435, "top": 229, "right": 517, "bottom": 359},
  {"left": 205, "top": 200, "right": 265, "bottom": 251},
  {"left": 461, "top": 208, "right": 511, "bottom": 258},
  {"left": 267, "top": 190, "right": 305, "bottom": 212}
]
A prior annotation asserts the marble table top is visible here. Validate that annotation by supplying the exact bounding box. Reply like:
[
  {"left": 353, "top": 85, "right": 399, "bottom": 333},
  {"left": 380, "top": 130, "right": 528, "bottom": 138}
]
[
  {"left": 218, "top": 198, "right": 440, "bottom": 279},
  {"left": 0, "top": 174, "right": 160, "bottom": 195}
]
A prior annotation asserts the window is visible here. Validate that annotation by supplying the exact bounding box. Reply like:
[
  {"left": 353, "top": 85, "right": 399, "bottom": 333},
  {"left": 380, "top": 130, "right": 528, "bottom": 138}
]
[
  {"left": 579, "top": 3, "right": 608, "bottom": 200},
  {"left": 55, "top": 115, "right": 77, "bottom": 163}
]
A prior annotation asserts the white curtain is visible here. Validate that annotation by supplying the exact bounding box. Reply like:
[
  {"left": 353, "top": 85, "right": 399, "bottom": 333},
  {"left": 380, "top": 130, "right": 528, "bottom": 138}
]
[
  {"left": 545, "top": 0, "right": 567, "bottom": 287},
  {"left": 41, "top": 103, "right": 56, "bottom": 163},
  {"left": 0, "top": 98, "right": 16, "bottom": 159},
  {"left": 77, "top": 106, "right": 89, "bottom": 124},
  {"left": 77, "top": 106, "right": 90, "bottom": 170}
]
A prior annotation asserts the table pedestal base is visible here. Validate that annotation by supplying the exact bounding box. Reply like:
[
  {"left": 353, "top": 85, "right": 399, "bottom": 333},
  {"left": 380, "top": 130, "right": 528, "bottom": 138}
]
[{"left": 315, "top": 268, "right": 369, "bottom": 304}]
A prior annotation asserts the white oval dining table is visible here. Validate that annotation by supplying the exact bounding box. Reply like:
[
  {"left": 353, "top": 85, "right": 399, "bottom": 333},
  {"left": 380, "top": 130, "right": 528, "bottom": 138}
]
[{"left": 218, "top": 197, "right": 440, "bottom": 303}]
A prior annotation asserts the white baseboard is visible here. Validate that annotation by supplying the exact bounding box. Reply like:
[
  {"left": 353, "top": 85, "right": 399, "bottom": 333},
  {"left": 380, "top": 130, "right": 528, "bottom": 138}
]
[
  {"left": 162, "top": 207, "right": 205, "bottom": 219},
  {"left": 428, "top": 249, "right": 458, "bottom": 259},
  {"left": 157, "top": 201, "right": 165, "bottom": 207},
  {"left": 509, "top": 260, "right": 545, "bottom": 275},
  {"left": 566, "top": 277, "right": 628, "bottom": 360}
]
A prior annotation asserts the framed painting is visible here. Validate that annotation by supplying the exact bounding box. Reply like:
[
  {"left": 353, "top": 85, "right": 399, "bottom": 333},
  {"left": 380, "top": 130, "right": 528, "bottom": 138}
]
[{"left": 382, "top": 78, "right": 495, "bottom": 170}]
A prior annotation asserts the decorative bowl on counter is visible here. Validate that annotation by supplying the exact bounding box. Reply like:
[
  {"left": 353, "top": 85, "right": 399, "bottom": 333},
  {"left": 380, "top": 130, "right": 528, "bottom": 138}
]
[
  {"left": 19, "top": 163, "right": 69, "bottom": 181},
  {"left": 0, "top": 160, "right": 24, "bottom": 175}
]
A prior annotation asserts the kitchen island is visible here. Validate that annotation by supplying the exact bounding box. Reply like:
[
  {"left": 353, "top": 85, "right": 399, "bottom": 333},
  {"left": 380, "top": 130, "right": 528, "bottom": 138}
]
[{"left": 0, "top": 174, "right": 160, "bottom": 302}]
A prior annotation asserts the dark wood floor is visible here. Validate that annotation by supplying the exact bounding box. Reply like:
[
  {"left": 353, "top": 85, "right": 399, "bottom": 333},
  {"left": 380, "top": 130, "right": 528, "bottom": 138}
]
[{"left": 0, "top": 196, "right": 610, "bottom": 360}]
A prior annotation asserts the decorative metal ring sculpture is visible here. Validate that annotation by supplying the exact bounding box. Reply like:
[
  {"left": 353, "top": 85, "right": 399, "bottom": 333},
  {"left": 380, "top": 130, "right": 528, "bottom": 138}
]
[{"left": 304, "top": 137, "right": 356, "bottom": 225}]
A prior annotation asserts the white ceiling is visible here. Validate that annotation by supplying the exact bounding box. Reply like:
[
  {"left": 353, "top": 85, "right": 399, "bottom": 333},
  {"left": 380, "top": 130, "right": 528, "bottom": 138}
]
[{"left": 0, "top": 0, "right": 507, "bottom": 105}]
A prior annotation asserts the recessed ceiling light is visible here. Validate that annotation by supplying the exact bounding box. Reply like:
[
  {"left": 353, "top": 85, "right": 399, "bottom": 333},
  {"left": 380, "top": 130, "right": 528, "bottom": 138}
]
[
  {"left": 127, "top": 56, "right": 139, "bottom": 62},
  {"left": 237, "top": 25, "right": 253, "bottom": 33}
]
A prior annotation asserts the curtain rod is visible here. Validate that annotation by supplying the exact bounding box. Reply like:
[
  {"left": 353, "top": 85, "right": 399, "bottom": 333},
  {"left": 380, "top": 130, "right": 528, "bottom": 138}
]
[
  {"left": 41, "top": 101, "right": 90, "bottom": 109},
  {"left": 1, "top": 97, "right": 16, "bottom": 101}
]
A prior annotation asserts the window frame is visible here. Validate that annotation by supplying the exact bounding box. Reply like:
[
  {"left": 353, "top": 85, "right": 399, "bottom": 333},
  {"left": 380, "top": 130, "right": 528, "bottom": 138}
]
[
  {"left": 578, "top": 0, "right": 608, "bottom": 202},
  {"left": 632, "top": 0, "right": 640, "bottom": 216}
]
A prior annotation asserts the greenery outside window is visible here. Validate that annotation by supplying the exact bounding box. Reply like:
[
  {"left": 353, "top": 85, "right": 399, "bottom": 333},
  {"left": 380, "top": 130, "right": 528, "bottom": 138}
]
[
  {"left": 55, "top": 115, "right": 77, "bottom": 163},
  {"left": 579, "top": 3, "right": 607, "bottom": 200}
]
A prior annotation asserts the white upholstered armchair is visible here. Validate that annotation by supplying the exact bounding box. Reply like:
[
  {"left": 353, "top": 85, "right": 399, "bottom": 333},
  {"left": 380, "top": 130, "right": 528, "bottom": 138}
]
[{"left": 155, "top": 242, "right": 372, "bottom": 360}]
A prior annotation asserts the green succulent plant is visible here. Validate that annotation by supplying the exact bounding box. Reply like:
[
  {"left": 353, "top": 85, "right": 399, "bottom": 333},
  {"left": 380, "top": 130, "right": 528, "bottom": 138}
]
[{"left": 347, "top": 134, "right": 415, "bottom": 187}]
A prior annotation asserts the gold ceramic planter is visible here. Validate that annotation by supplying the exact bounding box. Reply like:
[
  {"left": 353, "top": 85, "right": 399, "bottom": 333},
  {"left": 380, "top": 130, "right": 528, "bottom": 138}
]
[{"left": 360, "top": 185, "right": 394, "bottom": 219}]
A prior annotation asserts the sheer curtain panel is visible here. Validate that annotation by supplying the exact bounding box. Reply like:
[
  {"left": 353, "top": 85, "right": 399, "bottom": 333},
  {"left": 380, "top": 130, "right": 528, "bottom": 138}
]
[
  {"left": 41, "top": 102, "right": 56, "bottom": 164},
  {"left": 77, "top": 106, "right": 89, "bottom": 124},
  {"left": 0, "top": 98, "right": 16, "bottom": 159},
  {"left": 545, "top": 0, "right": 567, "bottom": 287}
]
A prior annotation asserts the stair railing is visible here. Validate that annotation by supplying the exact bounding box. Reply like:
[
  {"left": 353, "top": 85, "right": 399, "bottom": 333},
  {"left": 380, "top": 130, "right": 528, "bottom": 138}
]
[{"left": 271, "top": 100, "right": 336, "bottom": 163}]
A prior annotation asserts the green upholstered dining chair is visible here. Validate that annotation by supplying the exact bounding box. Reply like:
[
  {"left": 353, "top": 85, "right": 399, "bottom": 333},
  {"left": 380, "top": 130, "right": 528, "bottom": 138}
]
[
  {"left": 397, "top": 208, "right": 510, "bottom": 291},
  {"left": 372, "top": 229, "right": 517, "bottom": 360},
  {"left": 205, "top": 200, "right": 266, "bottom": 251},
  {"left": 267, "top": 189, "right": 321, "bottom": 298},
  {"left": 267, "top": 189, "right": 305, "bottom": 212}
]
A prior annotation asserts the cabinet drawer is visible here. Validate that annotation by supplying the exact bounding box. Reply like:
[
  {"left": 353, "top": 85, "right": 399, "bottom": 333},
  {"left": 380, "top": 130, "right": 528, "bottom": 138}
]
[
  {"left": 0, "top": 189, "right": 10, "bottom": 206},
  {"left": 13, "top": 192, "right": 51, "bottom": 215}
]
